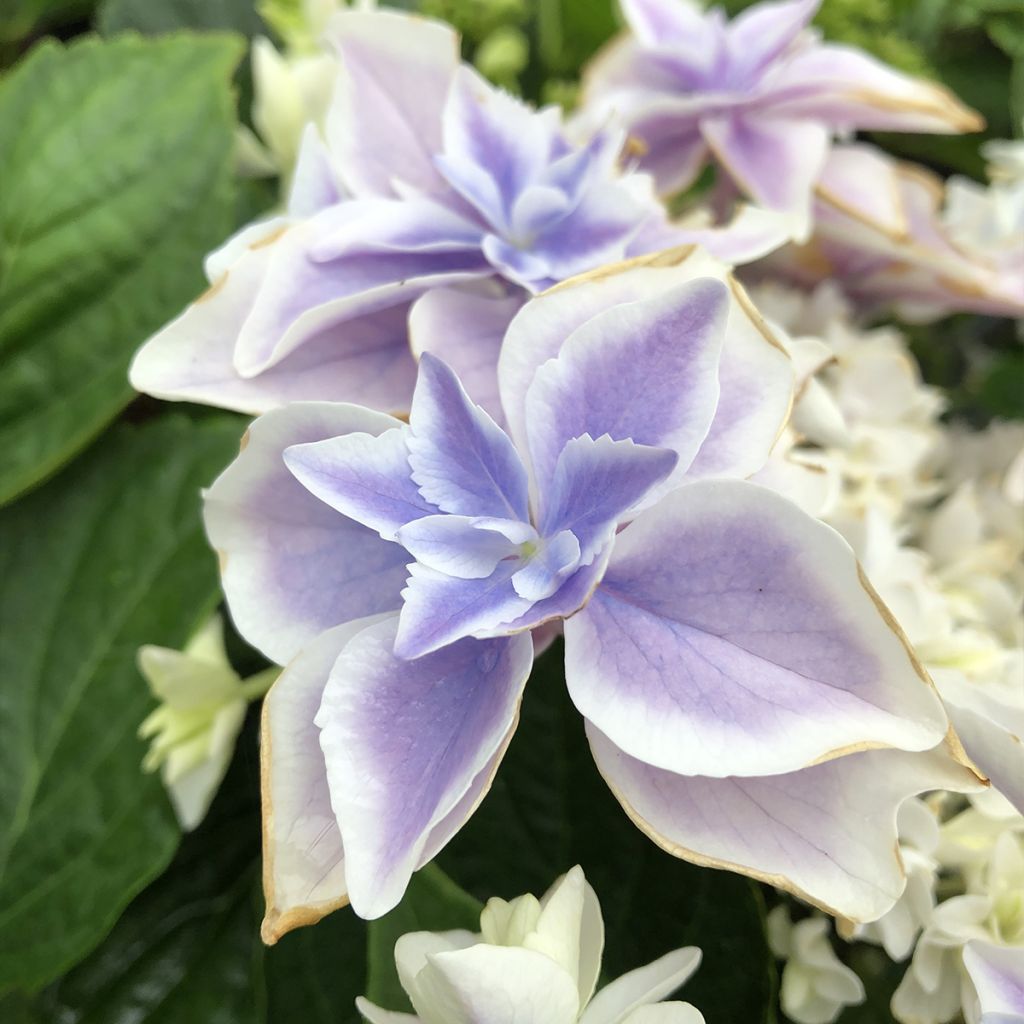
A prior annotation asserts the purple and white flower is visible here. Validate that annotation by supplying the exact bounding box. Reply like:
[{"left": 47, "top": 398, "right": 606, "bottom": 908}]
[
  {"left": 129, "top": 8, "right": 788, "bottom": 420},
  {"left": 580, "top": 0, "right": 982, "bottom": 237},
  {"left": 762, "top": 143, "right": 1024, "bottom": 321},
  {"left": 203, "top": 251, "right": 981, "bottom": 937}
]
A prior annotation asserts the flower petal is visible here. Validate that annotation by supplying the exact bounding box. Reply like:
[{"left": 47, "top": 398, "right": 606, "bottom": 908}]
[
  {"left": 284, "top": 425, "right": 435, "bottom": 541},
  {"left": 260, "top": 618, "right": 390, "bottom": 943},
  {"left": 523, "top": 278, "right": 728, "bottom": 491},
  {"left": 943, "top": 693, "right": 1024, "bottom": 816},
  {"left": 588, "top": 726, "right": 983, "bottom": 923},
  {"left": 683, "top": 278, "right": 793, "bottom": 480},
  {"left": 409, "top": 284, "right": 525, "bottom": 425},
  {"left": 498, "top": 248, "right": 789, "bottom": 484},
  {"left": 767, "top": 44, "right": 984, "bottom": 134},
  {"left": 581, "top": 947, "right": 702, "bottom": 1024},
  {"left": 325, "top": 9, "right": 458, "bottom": 199},
  {"left": 408, "top": 354, "right": 530, "bottom": 521},
  {"left": 620, "top": 0, "right": 708, "bottom": 46},
  {"left": 620, "top": 1006, "right": 706, "bottom": 1024},
  {"left": 395, "top": 561, "right": 533, "bottom": 659},
  {"left": 962, "top": 940, "right": 1024, "bottom": 1021},
  {"left": 662, "top": 204, "right": 800, "bottom": 265},
  {"left": 286, "top": 123, "right": 344, "bottom": 218},
  {"left": 564, "top": 480, "right": 949, "bottom": 779},
  {"left": 416, "top": 945, "right": 581, "bottom": 1024},
  {"left": 532, "top": 866, "right": 604, "bottom": 1008},
  {"left": 132, "top": 258, "right": 422, "bottom": 415},
  {"left": 309, "top": 196, "right": 484, "bottom": 263},
  {"left": 726, "top": 0, "right": 819, "bottom": 75},
  {"left": 540, "top": 435, "right": 678, "bottom": 564},
  {"left": 437, "top": 65, "right": 559, "bottom": 232},
  {"left": 315, "top": 617, "right": 533, "bottom": 917},
  {"left": 204, "top": 404, "right": 411, "bottom": 663},
  {"left": 700, "top": 115, "right": 829, "bottom": 240},
  {"left": 232, "top": 208, "right": 487, "bottom": 379},
  {"left": 511, "top": 531, "right": 582, "bottom": 602},
  {"left": 395, "top": 929, "right": 477, "bottom": 996},
  {"left": 396, "top": 514, "right": 528, "bottom": 579}
]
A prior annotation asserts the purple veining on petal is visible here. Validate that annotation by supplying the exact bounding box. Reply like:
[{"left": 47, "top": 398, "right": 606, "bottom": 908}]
[{"left": 315, "top": 617, "right": 533, "bottom": 917}]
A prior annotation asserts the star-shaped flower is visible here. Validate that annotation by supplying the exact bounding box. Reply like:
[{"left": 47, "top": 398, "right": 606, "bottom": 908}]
[
  {"left": 203, "top": 251, "right": 981, "bottom": 936},
  {"left": 130, "top": 8, "right": 788, "bottom": 422},
  {"left": 580, "top": 0, "right": 982, "bottom": 238}
]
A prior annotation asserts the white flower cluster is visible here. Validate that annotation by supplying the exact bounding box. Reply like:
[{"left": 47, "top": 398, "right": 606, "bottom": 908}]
[
  {"left": 751, "top": 279, "right": 1024, "bottom": 1024},
  {"left": 358, "top": 866, "right": 706, "bottom": 1024}
]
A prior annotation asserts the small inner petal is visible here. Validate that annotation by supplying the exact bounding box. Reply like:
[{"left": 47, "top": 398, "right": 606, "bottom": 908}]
[
  {"left": 397, "top": 514, "right": 527, "bottom": 580},
  {"left": 511, "top": 529, "right": 582, "bottom": 602}
]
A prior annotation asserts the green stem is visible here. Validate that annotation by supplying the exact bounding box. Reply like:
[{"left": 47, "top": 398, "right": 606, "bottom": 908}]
[{"left": 240, "top": 667, "right": 280, "bottom": 702}]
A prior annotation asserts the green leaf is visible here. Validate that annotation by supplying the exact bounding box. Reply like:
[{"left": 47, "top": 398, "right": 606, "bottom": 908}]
[
  {"left": 0, "top": 412, "right": 246, "bottom": 994},
  {"left": 35, "top": 745, "right": 265, "bottom": 1024},
  {"left": 97, "top": 0, "right": 263, "bottom": 36},
  {"left": 28, "top": 714, "right": 368, "bottom": 1023},
  {"left": 439, "top": 644, "right": 778, "bottom": 1024},
  {"left": 365, "top": 864, "right": 482, "bottom": 1012},
  {"left": 0, "top": 33, "right": 242, "bottom": 506}
]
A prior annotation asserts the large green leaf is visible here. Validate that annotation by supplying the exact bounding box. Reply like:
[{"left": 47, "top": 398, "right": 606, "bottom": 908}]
[
  {"left": 439, "top": 644, "right": 778, "bottom": 1024},
  {"left": 35, "top": 746, "right": 264, "bottom": 1024},
  {"left": 30, "top": 713, "right": 368, "bottom": 1023},
  {"left": 0, "top": 413, "right": 246, "bottom": 993},
  {"left": 365, "top": 864, "right": 482, "bottom": 1012},
  {"left": 0, "top": 33, "right": 242, "bottom": 506}
]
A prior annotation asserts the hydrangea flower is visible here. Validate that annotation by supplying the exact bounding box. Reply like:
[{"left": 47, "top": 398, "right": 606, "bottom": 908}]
[
  {"left": 357, "top": 866, "right": 706, "bottom": 1024},
  {"left": 130, "top": 7, "right": 788, "bottom": 421},
  {"left": 137, "top": 615, "right": 277, "bottom": 830},
  {"left": 765, "top": 143, "right": 1024, "bottom": 321},
  {"left": 768, "top": 906, "right": 865, "bottom": 1024},
  {"left": 203, "top": 251, "right": 981, "bottom": 937},
  {"left": 579, "top": 0, "right": 982, "bottom": 236}
]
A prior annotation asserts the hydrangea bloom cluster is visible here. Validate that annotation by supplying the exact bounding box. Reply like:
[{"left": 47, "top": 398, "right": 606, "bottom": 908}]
[
  {"left": 130, "top": 7, "right": 788, "bottom": 421},
  {"left": 201, "top": 249, "right": 983, "bottom": 940},
  {"left": 108, "top": 4, "right": 1023, "bottom": 1019},
  {"left": 358, "top": 866, "right": 707, "bottom": 1023},
  {"left": 749, "top": 284, "right": 1024, "bottom": 1024},
  {"left": 579, "top": 0, "right": 982, "bottom": 236}
]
